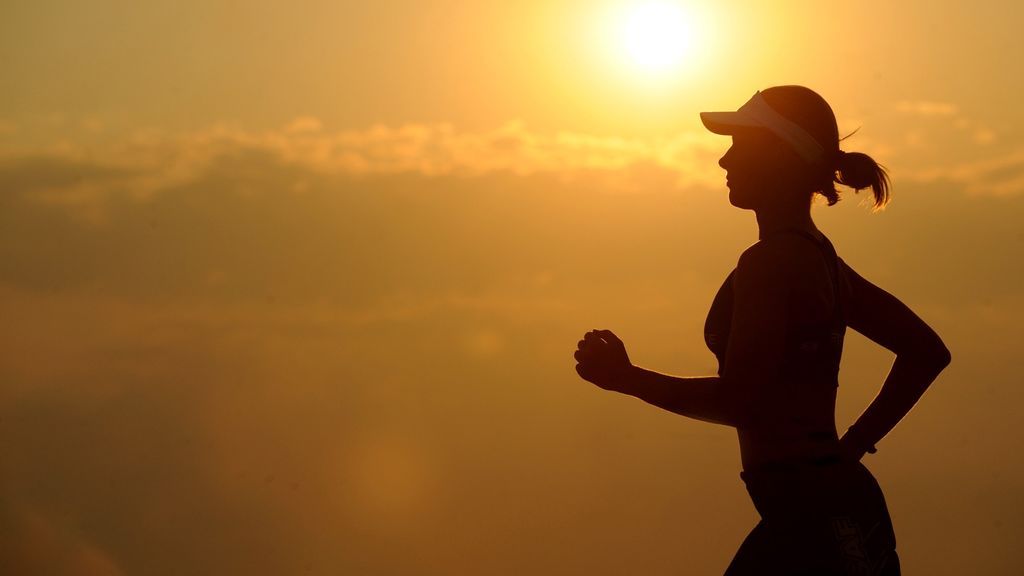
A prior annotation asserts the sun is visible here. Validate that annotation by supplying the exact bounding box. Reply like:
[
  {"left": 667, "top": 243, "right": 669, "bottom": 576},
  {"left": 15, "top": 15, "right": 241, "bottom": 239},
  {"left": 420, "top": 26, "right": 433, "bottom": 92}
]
[{"left": 620, "top": 2, "right": 694, "bottom": 74}]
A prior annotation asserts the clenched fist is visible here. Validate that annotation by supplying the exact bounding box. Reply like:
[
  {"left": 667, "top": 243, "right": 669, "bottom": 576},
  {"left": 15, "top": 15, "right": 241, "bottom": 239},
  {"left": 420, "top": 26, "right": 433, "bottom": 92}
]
[{"left": 574, "top": 329, "right": 633, "bottom": 392}]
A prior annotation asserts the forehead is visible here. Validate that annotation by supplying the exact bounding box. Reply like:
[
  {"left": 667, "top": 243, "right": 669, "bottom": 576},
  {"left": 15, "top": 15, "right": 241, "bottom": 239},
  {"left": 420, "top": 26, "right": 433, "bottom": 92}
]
[{"left": 729, "top": 126, "right": 772, "bottom": 140}]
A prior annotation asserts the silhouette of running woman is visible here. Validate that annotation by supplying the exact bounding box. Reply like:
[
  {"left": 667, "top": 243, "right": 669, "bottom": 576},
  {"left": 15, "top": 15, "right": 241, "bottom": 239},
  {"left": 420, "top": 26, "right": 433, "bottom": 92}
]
[{"left": 573, "top": 85, "right": 951, "bottom": 575}]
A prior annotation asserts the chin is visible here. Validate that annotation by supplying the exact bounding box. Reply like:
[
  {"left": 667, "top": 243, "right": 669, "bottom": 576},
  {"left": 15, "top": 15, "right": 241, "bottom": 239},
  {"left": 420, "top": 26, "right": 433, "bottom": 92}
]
[{"left": 728, "top": 189, "right": 756, "bottom": 210}]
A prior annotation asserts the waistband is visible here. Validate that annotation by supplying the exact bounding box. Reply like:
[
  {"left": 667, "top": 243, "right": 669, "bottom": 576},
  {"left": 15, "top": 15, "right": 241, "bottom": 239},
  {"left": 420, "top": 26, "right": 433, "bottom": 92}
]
[{"left": 739, "top": 453, "right": 843, "bottom": 483}]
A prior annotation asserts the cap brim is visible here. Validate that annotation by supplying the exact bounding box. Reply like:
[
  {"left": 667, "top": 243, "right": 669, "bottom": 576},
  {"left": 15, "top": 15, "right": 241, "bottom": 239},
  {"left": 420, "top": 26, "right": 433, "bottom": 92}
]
[{"left": 699, "top": 111, "right": 762, "bottom": 135}]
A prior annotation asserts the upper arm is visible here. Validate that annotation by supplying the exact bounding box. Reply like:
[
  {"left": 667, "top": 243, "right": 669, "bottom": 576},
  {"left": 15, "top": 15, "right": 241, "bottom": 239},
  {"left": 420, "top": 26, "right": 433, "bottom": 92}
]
[{"left": 840, "top": 258, "right": 951, "bottom": 362}]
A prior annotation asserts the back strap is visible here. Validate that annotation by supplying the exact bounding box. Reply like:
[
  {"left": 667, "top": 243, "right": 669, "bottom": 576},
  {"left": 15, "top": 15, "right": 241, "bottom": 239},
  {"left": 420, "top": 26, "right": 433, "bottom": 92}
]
[{"left": 764, "top": 228, "right": 845, "bottom": 327}]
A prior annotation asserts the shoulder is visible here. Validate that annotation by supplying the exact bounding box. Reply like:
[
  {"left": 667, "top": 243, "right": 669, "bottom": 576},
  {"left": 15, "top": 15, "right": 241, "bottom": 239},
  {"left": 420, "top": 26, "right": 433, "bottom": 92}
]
[{"left": 735, "top": 234, "right": 823, "bottom": 290}]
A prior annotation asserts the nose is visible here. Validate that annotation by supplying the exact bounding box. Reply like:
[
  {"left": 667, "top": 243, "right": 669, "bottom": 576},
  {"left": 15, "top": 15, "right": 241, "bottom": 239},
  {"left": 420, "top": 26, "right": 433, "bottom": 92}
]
[{"left": 718, "top": 146, "right": 732, "bottom": 171}]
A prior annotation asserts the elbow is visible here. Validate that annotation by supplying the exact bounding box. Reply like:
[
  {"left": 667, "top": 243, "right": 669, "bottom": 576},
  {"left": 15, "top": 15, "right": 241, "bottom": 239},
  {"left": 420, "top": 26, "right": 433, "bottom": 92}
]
[
  {"left": 936, "top": 344, "right": 952, "bottom": 369},
  {"left": 901, "top": 339, "right": 951, "bottom": 371},
  {"left": 928, "top": 336, "right": 952, "bottom": 370}
]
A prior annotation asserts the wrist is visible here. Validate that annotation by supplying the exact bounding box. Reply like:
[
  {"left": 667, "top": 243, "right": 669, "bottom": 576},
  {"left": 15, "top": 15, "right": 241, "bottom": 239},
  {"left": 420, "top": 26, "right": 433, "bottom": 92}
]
[
  {"left": 843, "top": 424, "right": 878, "bottom": 454},
  {"left": 610, "top": 364, "right": 638, "bottom": 394}
]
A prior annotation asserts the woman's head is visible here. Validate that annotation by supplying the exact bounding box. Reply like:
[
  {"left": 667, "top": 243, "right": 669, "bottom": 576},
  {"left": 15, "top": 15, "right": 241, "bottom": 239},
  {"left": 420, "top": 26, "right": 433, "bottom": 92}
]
[{"left": 702, "top": 85, "right": 891, "bottom": 212}]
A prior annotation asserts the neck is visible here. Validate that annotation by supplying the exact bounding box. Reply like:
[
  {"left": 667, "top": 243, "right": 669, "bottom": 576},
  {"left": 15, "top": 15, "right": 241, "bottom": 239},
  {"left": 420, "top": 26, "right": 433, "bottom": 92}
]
[{"left": 755, "top": 201, "right": 817, "bottom": 241}]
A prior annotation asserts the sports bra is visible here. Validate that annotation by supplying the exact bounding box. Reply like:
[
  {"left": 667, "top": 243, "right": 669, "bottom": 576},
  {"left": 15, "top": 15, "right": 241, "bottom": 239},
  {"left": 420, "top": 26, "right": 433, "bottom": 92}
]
[{"left": 703, "top": 228, "right": 846, "bottom": 385}]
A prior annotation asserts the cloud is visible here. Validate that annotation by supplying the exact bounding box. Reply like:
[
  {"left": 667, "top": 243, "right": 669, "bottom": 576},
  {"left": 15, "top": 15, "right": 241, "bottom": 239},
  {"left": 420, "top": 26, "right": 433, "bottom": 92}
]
[
  {"left": 283, "top": 116, "right": 323, "bottom": 134},
  {"left": 891, "top": 98, "right": 1000, "bottom": 154},
  {"left": 895, "top": 100, "right": 959, "bottom": 116},
  {"left": 973, "top": 128, "right": 996, "bottom": 145},
  {"left": 0, "top": 119, "right": 728, "bottom": 209},
  {"left": 903, "top": 147, "right": 1024, "bottom": 196}
]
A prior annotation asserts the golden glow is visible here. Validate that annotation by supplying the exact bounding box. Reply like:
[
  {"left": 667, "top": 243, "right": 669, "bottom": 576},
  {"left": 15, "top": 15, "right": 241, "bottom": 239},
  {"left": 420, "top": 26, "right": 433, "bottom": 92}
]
[
  {"left": 2, "top": 2, "right": 1019, "bottom": 574},
  {"left": 620, "top": 2, "right": 694, "bottom": 74}
]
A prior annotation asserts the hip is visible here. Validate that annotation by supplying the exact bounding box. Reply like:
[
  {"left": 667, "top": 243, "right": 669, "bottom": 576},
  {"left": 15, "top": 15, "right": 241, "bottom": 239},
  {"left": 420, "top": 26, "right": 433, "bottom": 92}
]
[
  {"left": 741, "top": 458, "right": 896, "bottom": 550},
  {"left": 741, "top": 458, "right": 888, "bottom": 514}
]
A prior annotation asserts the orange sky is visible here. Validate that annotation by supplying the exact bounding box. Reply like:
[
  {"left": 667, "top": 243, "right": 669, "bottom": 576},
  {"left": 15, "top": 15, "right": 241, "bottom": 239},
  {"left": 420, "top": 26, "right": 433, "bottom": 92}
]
[{"left": 1, "top": 2, "right": 1022, "bottom": 575}]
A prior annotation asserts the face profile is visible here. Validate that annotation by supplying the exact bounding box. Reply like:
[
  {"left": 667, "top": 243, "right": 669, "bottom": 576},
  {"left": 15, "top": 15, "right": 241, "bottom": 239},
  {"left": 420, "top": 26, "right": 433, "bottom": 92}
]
[{"left": 717, "top": 127, "right": 803, "bottom": 211}]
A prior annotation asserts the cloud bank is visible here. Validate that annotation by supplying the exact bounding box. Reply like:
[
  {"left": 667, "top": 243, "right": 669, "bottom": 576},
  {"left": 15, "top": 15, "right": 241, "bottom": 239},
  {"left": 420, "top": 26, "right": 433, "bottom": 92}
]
[{"left": 3, "top": 114, "right": 1022, "bottom": 224}]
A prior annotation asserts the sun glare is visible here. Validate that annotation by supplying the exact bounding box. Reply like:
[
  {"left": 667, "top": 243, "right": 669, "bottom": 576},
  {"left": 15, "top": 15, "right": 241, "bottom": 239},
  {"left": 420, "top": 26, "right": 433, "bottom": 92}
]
[{"left": 621, "top": 2, "right": 693, "bottom": 74}]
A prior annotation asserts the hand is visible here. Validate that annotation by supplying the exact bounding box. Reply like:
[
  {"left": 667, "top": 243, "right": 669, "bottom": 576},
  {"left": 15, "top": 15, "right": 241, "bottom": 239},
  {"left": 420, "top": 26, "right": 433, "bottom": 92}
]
[
  {"left": 574, "top": 329, "right": 633, "bottom": 393},
  {"left": 837, "top": 429, "right": 877, "bottom": 463},
  {"left": 837, "top": 435, "right": 867, "bottom": 463}
]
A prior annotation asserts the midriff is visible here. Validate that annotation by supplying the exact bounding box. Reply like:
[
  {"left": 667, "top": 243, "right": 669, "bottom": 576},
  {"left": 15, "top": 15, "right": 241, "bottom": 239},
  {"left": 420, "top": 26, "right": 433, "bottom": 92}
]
[
  {"left": 736, "top": 385, "right": 841, "bottom": 472},
  {"left": 738, "top": 425, "right": 841, "bottom": 472}
]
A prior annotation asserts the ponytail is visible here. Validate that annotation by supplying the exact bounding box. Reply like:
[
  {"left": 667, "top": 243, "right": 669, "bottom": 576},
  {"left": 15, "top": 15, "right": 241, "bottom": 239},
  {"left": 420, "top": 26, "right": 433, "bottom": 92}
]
[
  {"left": 834, "top": 150, "right": 891, "bottom": 211},
  {"left": 813, "top": 148, "right": 891, "bottom": 211}
]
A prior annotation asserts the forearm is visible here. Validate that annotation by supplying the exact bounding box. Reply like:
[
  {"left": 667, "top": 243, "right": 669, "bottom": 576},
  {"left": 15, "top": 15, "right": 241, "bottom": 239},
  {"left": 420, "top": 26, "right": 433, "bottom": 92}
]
[
  {"left": 843, "top": 349, "right": 951, "bottom": 453},
  {"left": 617, "top": 365, "right": 737, "bottom": 427}
]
